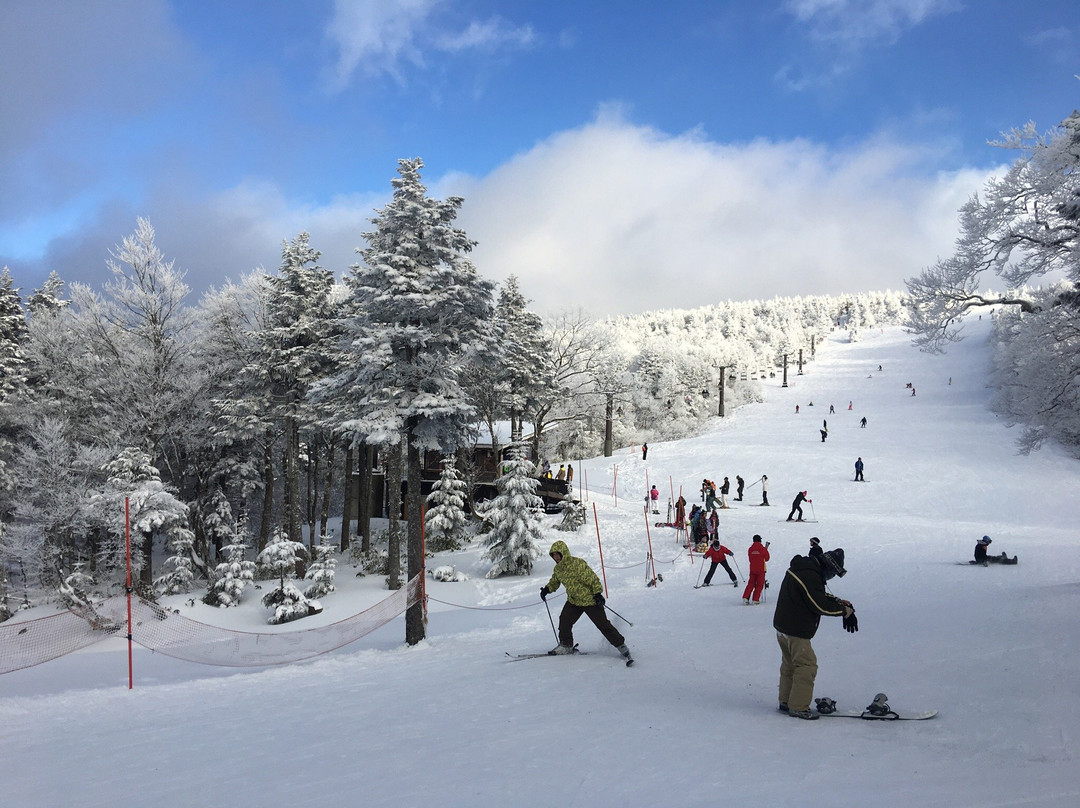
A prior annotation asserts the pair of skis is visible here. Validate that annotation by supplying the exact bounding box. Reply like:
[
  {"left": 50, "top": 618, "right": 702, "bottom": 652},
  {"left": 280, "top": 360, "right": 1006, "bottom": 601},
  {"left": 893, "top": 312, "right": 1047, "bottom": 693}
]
[{"left": 506, "top": 646, "right": 634, "bottom": 667}]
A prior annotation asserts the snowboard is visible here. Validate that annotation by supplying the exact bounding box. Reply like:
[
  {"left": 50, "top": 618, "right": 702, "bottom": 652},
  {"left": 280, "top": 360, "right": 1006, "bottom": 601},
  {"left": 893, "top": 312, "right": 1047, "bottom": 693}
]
[
  {"left": 814, "top": 695, "right": 936, "bottom": 720},
  {"left": 963, "top": 556, "right": 1018, "bottom": 566},
  {"left": 779, "top": 519, "right": 818, "bottom": 523},
  {"left": 817, "top": 709, "right": 937, "bottom": 721}
]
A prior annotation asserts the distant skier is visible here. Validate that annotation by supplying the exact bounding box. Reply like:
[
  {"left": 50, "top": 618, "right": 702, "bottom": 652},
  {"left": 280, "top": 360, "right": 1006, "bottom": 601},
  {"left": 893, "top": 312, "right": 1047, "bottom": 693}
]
[
  {"left": 787, "top": 491, "right": 811, "bottom": 522},
  {"left": 675, "top": 496, "right": 687, "bottom": 529},
  {"left": 760, "top": 475, "right": 770, "bottom": 506},
  {"left": 829, "top": 404, "right": 835, "bottom": 414},
  {"left": 773, "top": 547, "right": 856, "bottom": 719},
  {"left": 854, "top": 457, "right": 864, "bottom": 482},
  {"left": 742, "top": 535, "right": 771, "bottom": 604},
  {"left": 820, "top": 428, "right": 828, "bottom": 443},
  {"left": 795, "top": 404, "right": 800, "bottom": 414},
  {"left": 566, "top": 464, "right": 574, "bottom": 483},
  {"left": 703, "top": 540, "right": 738, "bottom": 586},
  {"left": 720, "top": 477, "right": 730, "bottom": 508},
  {"left": 541, "top": 540, "right": 632, "bottom": 662},
  {"left": 860, "top": 417, "right": 867, "bottom": 428},
  {"left": 735, "top": 475, "right": 745, "bottom": 501},
  {"left": 556, "top": 464, "right": 566, "bottom": 480},
  {"left": 642, "top": 443, "right": 648, "bottom": 460},
  {"left": 650, "top": 485, "right": 660, "bottom": 514}
]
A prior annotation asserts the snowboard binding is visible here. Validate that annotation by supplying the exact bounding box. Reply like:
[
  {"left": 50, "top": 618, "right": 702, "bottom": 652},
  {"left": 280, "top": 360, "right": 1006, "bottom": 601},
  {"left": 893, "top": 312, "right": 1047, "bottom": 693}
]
[
  {"left": 814, "top": 697, "right": 837, "bottom": 715},
  {"left": 864, "top": 693, "right": 899, "bottom": 719}
]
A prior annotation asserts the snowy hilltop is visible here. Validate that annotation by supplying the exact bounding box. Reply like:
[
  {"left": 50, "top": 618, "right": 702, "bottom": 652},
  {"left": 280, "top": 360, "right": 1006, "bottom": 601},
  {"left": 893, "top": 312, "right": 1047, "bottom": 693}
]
[{"left": 1, "top": 317, "right": 1078, "bottom": 808}]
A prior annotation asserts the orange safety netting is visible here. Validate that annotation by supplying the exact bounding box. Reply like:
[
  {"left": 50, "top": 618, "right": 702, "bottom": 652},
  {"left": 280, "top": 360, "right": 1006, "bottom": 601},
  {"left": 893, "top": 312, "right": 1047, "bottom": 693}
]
[{"left": 0, "top": 574, "right": 423, "bottom": 674}]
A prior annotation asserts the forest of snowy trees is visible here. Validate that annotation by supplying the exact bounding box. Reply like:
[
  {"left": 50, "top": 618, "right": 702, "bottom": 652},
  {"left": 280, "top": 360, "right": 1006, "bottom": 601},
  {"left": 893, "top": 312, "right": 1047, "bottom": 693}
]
[
  {"left": 0, "top": 157, "right": 911, "bottom": 620},
  {"left": 906, "top": 106, "right": 1080, "bottom": 456}
]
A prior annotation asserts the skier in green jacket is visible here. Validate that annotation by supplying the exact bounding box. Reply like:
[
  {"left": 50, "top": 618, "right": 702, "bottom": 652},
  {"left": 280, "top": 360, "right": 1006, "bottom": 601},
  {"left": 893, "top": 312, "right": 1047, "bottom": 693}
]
[{"left": 541, "top": 540, "right": 632, "bottom": 662}]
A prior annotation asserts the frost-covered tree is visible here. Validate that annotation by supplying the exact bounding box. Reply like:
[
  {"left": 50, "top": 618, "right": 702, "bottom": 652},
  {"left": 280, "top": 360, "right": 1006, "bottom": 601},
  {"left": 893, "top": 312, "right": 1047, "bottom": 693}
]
[
  {"left": 493, "top": 275, "right": 550, "bottom": 442},
  {"left": 58, "top": 562, "right": 96, "bottom": 610},
  {"left": 304, "top": 538, "right": 337, "bottom": 598},
  {"left": 424, "top": 459, "right": 469, "bottom": 553},
  {"left": 26, "top": 270, "right": 68, "bottom": 315},
  {"left": 155, "top": 523, "right": 196, "bottom": 595},
  {"left": 322, "top": 157, "right": 496, "bottom": 644},
  {"left": 906, "top": 110, "right": 1080, "bottom": 353},
  {"left": 0, "top": 267, "right": 29, "bottom": 492},
  {"left": 203, "top": 529, "right": 256, "bottom": 607},
  {"left": 91, "top": 447, "right": 191, "bottom": 587},
  {"left": 256, "top": 528, "right": 317, "bottom": 624},
  {"left": 555, "top": 493, "right": 586, "bottom": 532},
  {"left": 480, "top": 443, "right": 543, "bottom": 578}
]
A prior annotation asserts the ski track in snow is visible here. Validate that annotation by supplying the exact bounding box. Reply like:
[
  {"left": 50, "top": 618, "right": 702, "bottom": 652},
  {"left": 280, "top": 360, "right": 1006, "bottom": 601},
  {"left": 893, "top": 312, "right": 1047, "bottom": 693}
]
[{"left": 2, "top": 318, "right": 1079, "bottom": 808}]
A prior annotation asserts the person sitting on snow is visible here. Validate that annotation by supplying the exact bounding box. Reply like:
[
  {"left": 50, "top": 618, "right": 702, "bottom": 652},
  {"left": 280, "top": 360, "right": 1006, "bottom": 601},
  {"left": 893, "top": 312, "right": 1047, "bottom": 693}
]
[{"left": 973, "top": 535, "right": 1017, "bottom": 566}]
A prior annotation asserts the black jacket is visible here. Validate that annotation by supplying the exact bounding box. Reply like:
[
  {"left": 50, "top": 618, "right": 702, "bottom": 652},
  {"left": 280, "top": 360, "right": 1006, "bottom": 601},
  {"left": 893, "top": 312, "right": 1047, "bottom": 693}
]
[{"left": 772, "top": 555, "right": 846, "bottom": 639}]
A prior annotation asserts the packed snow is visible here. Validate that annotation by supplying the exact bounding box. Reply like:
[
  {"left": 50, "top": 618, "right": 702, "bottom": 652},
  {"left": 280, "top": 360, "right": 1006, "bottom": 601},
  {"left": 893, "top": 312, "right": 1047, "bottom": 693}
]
[{"left": 2, "top": 317, "right": 1078, "bottom": 808}]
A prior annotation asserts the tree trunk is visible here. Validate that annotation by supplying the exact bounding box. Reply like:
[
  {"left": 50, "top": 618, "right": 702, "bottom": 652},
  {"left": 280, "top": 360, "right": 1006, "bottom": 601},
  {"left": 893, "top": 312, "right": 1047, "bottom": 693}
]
[
  {"left": 386, "top": 437, "right": 403, "bottom": 590},
  {"left": 140, "top": 531, "right": 153, "bottom": 588},
  {"left": 340, "top": 444, "right": 355, "bottom": 552},
  {"left": 306, "top": 437, "right": 318, "bottom": 550},
  {"left": 284, "top": 417, "right": 302, "bottom": 545},
  {"left": 406, "top": 436, "right": 425, "bottom": 645},
  {"left": 259, "top": 433, "right": 274, "bottom": 552},
  {"left": 319, "top": 435, "right": 335, "bottom": 543},
  {"left": 358, "top": 443, "right": 373, "bottom": 553}
]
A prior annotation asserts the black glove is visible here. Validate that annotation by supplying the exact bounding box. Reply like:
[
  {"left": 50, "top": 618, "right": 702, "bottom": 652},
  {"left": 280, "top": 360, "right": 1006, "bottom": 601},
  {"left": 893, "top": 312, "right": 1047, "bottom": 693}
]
[
  {"left": 540, "top": 586, "right": 550, "bottom": 601},
  {"left": 843, "top": 611, "right": 858, "bottom": 633},
  {"left": 594, "top": 593, "right": 605, "bottom": 607}
]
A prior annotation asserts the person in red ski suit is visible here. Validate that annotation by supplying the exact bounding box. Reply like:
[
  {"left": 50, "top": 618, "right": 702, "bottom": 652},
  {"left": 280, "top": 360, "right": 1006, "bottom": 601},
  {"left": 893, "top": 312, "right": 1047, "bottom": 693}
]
[
  {"left": 742, "top": 535, "right": 771, "bottom": 604},
  {"left": 703, "top": 540, "right": 738, "bottom": 586}
]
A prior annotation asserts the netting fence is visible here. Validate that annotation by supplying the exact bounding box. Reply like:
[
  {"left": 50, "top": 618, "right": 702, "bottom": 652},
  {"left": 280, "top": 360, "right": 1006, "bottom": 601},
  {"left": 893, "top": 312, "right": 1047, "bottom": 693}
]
[{"left": 0, "top": 574, "right": 423, "bottom": 676}]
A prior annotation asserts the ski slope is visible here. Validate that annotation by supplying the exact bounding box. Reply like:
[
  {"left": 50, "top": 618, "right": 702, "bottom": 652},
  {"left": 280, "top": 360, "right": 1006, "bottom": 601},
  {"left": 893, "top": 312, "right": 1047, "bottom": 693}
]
[{"left": 2, "top": 317, "right": 1078, "bottom": 808}]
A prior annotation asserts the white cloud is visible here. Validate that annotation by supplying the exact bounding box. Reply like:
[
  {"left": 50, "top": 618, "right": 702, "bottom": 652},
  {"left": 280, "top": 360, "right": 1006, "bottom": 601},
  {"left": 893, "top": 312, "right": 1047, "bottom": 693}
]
[
  {"left": 784, "top": 0, "right": 961, "bottom": 45},
  {"left": 324, "top": 0, "right": 535, "bottom": 89},
  {"left": 445, "top": 112, "right": 995, "bottom": 317}
]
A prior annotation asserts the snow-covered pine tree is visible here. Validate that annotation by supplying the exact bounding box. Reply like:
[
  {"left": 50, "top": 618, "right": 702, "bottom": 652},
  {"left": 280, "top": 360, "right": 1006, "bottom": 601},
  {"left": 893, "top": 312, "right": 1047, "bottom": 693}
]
[
  {"left": 26, "top": 270, "right": 68, "bottom": 315},
  {"left": 203, "top": 529, "right": 256, "bottom": 607},
  {"left": 304, "top": 538, "right": 337, "bottom": 598},
  {"left": 424, "top": 458, "right": 469, "bottom": 553},
  {"left": 0, "top": 267, "right": 29, "bottom": 493},
  {"left": 256, "top": 528, "right": 317, "bottom": 623},
  {"left": 492, "top": 275, "right": 550, "bottom": 444},
  {"left": 480, "top": 443, "right": 543, "bottom": 578},
  {"left": 321, "top": 157, "right": 497, "bottom": 644},
  {"left": 90, "top": 446, "right": 191, "bottom": 588},
  {"left": 555, "top": 493, "right": 586, "bottom": 532},
  {"left": 155, "top": 523, "right": 196, "bottom": 595}
]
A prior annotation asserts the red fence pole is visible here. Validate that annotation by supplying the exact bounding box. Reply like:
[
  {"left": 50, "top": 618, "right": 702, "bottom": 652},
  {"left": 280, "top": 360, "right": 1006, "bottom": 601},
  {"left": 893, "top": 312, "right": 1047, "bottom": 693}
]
[
  {"left": 592, "top": 503, "right": 608, "bottom": 598},
  {"left": 125, "top": 496, "right": 133, "bottom": 690}
]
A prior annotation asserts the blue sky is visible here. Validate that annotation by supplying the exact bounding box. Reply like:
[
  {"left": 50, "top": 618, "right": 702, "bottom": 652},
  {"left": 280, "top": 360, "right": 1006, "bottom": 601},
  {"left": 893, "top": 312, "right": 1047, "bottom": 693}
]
[{"left": 1, "top": 0, "right": 1078, "bottom": 316}]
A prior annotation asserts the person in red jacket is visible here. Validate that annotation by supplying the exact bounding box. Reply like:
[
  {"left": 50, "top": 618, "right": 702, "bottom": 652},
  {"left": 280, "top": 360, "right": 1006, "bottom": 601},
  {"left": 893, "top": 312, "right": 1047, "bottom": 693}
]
[
  {"left": 742, "top": 534, "right": 771, "bottom": 604},
  {"left": 702, "top": 540, "right": 738, "bottom": 586}
]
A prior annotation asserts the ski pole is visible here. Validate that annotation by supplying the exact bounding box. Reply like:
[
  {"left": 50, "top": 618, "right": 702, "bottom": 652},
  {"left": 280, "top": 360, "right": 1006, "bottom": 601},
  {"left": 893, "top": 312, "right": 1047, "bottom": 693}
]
[
  {"left": 810, "top": 501, "right": 817, "bottom": 521},
  {"left": 732, "top": 555, "right": 744, "bottom": 582},
  {"left": 543, "top": 598, "right": 559, "bottom": 643},
  {"left": 605, "top": 603, "right": 634, "bottom": 627},
  {"left": 695, "top": 559, "right": 706, "bottom": 588}
]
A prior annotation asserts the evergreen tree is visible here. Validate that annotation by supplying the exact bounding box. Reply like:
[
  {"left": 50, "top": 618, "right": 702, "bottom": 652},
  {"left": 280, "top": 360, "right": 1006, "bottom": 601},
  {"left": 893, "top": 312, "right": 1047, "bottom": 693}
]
[
  {"left": 480, "top": 443, "right": 543, "bottom": 578},
  {"left": 203, "top": 529, "right": 256, "bottom": 607},
  {"left": 155, "top": 523, "right": 196, "bottom": 595},
  {"left": 424, "top": 458, "right": 469, "bottom": 552},
  {"left": 26, "top": 271, "right": 68, "bottom": 315},
  {"left": 555, "top": 493, "right": 586, "bottom": 532},
  {"left": 304, "top": 538, "right": 337, "bottom": 598},
  {"left": 0, "top": 267, "right": 29, "bottom": 493},
  {"left": 323, "top": 158, "right": 497, "bottom": 644},
  {"left": 256, "top": 528, "right": 316, "bottom": 624}
]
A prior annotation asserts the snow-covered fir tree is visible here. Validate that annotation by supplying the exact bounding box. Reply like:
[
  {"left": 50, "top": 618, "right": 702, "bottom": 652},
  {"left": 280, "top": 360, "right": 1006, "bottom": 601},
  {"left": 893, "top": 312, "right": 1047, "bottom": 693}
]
[
  {"left": 480, "top": 443, "right": 543, "bottom": 578},
  {"left": 321, "top": 157, "right": 497, "bottom": 642},
  {"left": 155, "top": 523, "right": 196, "bottom": 595},
  {"left": 26, "top": 270, "right": 68, "bottom": 315},
  {"left": 203, "top": 531, "right": 256, "bottom": 607},
  {"left": 304, "top": 538, "right": 337, "bottom": 598},
  {"left": 256, "top": 528, "right": 317, "bottom": 623},
  {"left": 555, "top": 493, "right": 586, "bottom": 532},
  {"left": 424, "top": 459, "right": 469, "bottom": 553}
]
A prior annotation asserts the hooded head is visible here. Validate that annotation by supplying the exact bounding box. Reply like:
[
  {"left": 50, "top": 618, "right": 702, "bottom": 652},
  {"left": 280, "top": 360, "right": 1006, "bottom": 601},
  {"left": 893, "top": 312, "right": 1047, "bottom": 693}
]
[
  {"left": 979, "top": 536, "right": 992, "bottom": 545},
  {"left": 549, "top": 540, "right": 571, "bottom": 563},
  {"left": 821, "top": 548, "right": 846, "bottom": 580}
]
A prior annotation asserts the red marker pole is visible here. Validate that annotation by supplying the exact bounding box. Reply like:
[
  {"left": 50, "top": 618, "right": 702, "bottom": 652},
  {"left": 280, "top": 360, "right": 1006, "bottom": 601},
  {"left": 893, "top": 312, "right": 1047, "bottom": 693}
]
[
  {"left": 593, "top": 503, "right": 608, "bottom": 598},
  {"left": 125, "top": 496, "right": 133, "bottom": 690}
]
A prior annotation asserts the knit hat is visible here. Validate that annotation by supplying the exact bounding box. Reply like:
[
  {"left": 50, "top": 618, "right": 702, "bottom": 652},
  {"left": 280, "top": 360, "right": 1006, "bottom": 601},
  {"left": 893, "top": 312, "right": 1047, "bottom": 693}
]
[
  {"left": 821, "top": 548, "right": 846, "bottom": 580},
  {"left": 711, "top": 540, "right": 720, "bottom": 550},
  {"left": 809, "top": 537, "right": 820, "bottom": 547},
  {"left": 752, "top": 534, "right": 763, "bottom": 543}
]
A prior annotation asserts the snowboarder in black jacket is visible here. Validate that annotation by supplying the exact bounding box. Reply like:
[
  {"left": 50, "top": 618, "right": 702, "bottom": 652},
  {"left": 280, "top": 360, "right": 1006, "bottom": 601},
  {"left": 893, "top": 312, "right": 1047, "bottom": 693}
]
[{"left": 773, "top": 549, "right": 855, "bottom": 719}]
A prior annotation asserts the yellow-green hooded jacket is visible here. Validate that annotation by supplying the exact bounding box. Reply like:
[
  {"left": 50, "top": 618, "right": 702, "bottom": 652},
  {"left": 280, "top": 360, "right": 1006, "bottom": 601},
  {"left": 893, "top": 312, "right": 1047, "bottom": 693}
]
[{"left": 545, "top": 540, "right": 603, "bottom": 607}]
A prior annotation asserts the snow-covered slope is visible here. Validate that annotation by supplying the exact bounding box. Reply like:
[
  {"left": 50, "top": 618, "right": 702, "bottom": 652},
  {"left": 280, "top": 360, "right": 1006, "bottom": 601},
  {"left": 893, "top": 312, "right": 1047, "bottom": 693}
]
[{"left": 2, "top": 318, "right": 1078, "bottom": 808}]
